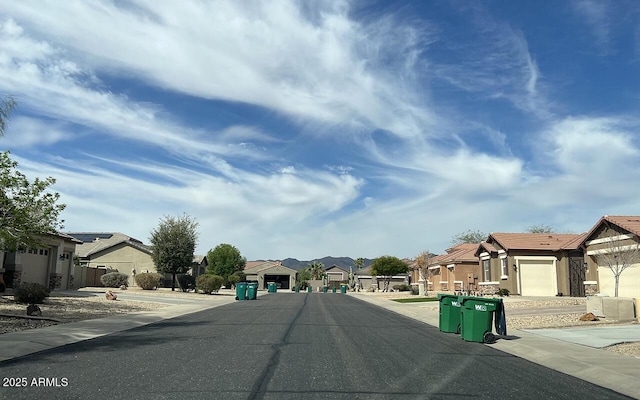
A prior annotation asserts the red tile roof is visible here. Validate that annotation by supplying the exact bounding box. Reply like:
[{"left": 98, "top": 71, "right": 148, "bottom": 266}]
[
  {"left": 488, "top": 232, "right": 584, "bottom": 251},
  {"left": 430, "top": 243, "right": 480, "bottom": 265}
]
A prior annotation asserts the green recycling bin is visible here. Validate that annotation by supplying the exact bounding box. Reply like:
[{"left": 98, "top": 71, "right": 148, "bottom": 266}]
[
  {"left": 235, "top": 282, "right": 247, "bottom": 301},
  {"left": 267, "top": 282, "right": 277, "bottom": 293},
  {"left": 246, "top": 283, "right": 257, "bottom": 300},
  {"left": 438, "top": 294, "right": 462, "bottom": 333},
  {"left": 294, "top": 286, "right": 300, "bottom": 293},
  {"left": 307, "top": 286, "right": 312, "bottom": 293},
  {"left": 332, "top": 286, "right": 337, "bottom": 293},
  {"left": 340, "top": 284, "right": 347, "bottom": 294},
  {"left": 323, "top": 286, "right": 328, "bottom": 293},
  {"left": 460, "top": 296, "right": 507, "bottom": 343}
]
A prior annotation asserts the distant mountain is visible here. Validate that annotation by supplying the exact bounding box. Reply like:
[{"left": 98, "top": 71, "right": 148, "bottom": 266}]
[{"left": 280, "top": 257, "right": 373, "bottom": 270}]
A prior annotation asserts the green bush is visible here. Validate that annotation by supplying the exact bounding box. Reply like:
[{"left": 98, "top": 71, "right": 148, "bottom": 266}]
[
  {"left": 496, "top": 288, "right": 510, "bottom": 297},
  {"left": 196, "top": 274, "right": 224, "bottom": 294},
  {"left": 14, "top": 282, "right": 51, "bottom": 304},
  {"left": 101, "top": 272, "right": 129, "bottom": 288},
  {"left": 135, "top": 273, "right": 162, "bottom": 290},
  {"left": 226, "top": 274, "right": 239, "bottom": 288},
  {"left": 176, "top": 274, "right": 196, "bottom": 292}
]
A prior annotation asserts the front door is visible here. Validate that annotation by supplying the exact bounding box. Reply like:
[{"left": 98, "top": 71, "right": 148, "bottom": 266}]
[{"left": 568, "top": 255, "right": 585, "bottom": 297}]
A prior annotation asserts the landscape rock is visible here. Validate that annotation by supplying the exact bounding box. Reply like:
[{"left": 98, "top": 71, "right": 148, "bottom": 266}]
[
  {"left": 120, "top": 285, "right": 127, "bottom": 290},
  {"left": 579, "top": 312, "right": 599, "bottom": 321},
  {"left": 26, "top": 304, "right": 42, "bottom": 316},
  {"left": 105, "top": 291, "right": 118, "bottom": 301}
]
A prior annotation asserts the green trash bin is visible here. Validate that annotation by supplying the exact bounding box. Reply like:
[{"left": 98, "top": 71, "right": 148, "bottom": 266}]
[
  {"left": 267, "top": 282, "right": 277, "bottom": 293},
  {"left": 294, "top": 286, "right": 300, "bottom": 293},
  {"left": 460, "top": 296, "right": 507, "bottom": 343},
  {"left": 340, "top": 284, "right": 347, "bottom": 294},
  {"left": 307, "top": 286, "right": 312, "bottom": 293},
  {"left": 332, "top": 286, "right": 337, "bottom": 293},
  {"left": 246, "top": 283, "right": 257, "bottom": 300},
  {"left": 235, "top": 282, "right": 247, "bottom": 301},
  {"left": 323, "top": 286, "right": 328, "bottom": 293},
  {"left": 438, "top": 294, "right": 462, "bottom": 333}
]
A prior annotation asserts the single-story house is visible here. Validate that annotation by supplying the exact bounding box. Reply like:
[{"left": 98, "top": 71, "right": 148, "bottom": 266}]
[
  {"left": 427, "top": 243, "right": 482, "bottom": 293},
  {"left": 244, "top": 261, "right": 296, "bottom": 290},
  {"left": 325, "top": 265, "right": 349, "bottom": 289},
  {"left": 582, "top": 215, "right": 640, "bottom": 298},
  {"left": 68, "top": 232, "right": 155, "bottom": 287},
  {"left": 1, "top": 232, "right": 81, "bottom": 290},
  {"left": 475, "top": 232, "right": 589, "bottom": 297}
]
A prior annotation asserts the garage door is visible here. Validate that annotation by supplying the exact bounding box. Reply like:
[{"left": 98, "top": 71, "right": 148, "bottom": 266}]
[
  {"left": 598, "top": 265, "right": 640, "bottom": 298},
  {"left": 20, "top": 253, "right": 49, "bottom": 286},
  {"left": 519, "top": 260, "right": 557, "bottom": 296}
]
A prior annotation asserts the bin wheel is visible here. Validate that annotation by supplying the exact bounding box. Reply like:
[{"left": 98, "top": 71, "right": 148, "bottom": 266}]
[
  {"left": 483, "top": 332, "right": 496, "bottom": 344},
  {"left": 235, "top": 296, "right": 239, "bottom": 300},
  {"left": 456, "top": 324, "right": 461, "bottom": 334}
]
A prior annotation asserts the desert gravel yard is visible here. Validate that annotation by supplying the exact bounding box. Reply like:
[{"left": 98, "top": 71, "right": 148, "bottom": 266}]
[{"left": 0, "top": 292, "right": 167, "bottom": 334}]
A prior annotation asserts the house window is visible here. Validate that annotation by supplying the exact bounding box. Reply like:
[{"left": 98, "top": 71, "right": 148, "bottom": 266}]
[
  {"left": 483, "top": 260, "right": 491, "bottom": 281},
  {"left": 500, "top": 258, "right": 508, "bottom": 278},
  {"left": 39, "top": 249, "right": 44, "bottom": 255},
  {"left": 45, "top": 250, "right": 49, "bottom": 256}
]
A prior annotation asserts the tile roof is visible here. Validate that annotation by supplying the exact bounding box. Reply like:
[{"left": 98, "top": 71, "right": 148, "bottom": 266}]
[
  {"left": 430, "top": 243, "right": 480, "bottom": 266},
  {"left": 488, "top": 232, "right": 584, "bottom": 251},
  {"left": 67, "top": 232, "right": 152, "bottom": 258},
  {"left": 582, "top": 215, "right": 640, "bottom": 244}
]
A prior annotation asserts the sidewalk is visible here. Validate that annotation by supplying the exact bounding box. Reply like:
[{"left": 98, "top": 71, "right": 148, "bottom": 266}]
[{"left": 349, "top": 293, "right": 640, "bottom": 400}]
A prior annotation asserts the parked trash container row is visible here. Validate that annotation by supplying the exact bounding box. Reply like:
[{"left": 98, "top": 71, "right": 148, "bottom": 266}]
[
  {"left": 438, "top": 294, "right": 507, "bottom": 343},
  {"left": 235, "top": 282, "right": 258, "bottom": 300}
]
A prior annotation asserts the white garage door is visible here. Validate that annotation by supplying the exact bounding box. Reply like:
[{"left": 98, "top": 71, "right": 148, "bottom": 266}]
[
  {"left": 20, "top": 253, "right": 49, "bottom": 286},
  {"left": 519, "top": 260, "right": 557, "bottom": 296},
  {"left": 598, "top": 265, "right": 640, "bottom": 298}
]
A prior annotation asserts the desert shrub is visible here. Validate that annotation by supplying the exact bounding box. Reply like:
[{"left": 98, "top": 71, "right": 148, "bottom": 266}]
[
  {"left": 176, "top": 274, "right": 196, "bottom": 292},
  {"left": 410, "top": 286, "right": 419, "bottom": 295},
  {"left": 14, "top": 282, "right": 51, "bottom": 304},
  {"left": 393, "top": 284, "right": 411, "bottom": 292},
  {"left": 226, "top": 273, "right": 239, "bottom": 288},
  {"left": 496, "top": 288, "right": 510, "bottom": 297},
  {"left": 196, "top": 274, "right": 224, "bottom": 294},
  {"left": 100, "top": 272, "right": 129, "bottom": 288},
  {"left": 135, "top": 273, "right": 163, "bottom": 290}
]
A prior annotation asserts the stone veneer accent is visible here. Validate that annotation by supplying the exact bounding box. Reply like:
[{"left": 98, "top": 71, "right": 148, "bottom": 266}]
[
  {"left": 584, "top": 282, "right": 598, "bottom": 296},
  {"left": 12, "top": 271, "right": 22, "bottom": 288},
  {"left": 478, "top": 282, "right": 500, "bottom": 296}
]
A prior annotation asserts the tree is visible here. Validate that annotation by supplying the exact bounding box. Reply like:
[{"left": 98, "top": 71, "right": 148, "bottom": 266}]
[
  {"left": 307, "top": 261, "right": 325, "bottom": 280},
  {"left": 149, "top": 214, "right": 199, "bottom": 291},
  {"left": 296, "top": 268, "right": 311, "bottom": 289},
  {"left": 527, "top": 224, "right": 555, "bottom": 233},
  {"left": 0, "top": 96, "right": 16, "bottom": 137},
  {"left": 370, "top": 256, "right": 409, "bottom": 292},
  {"left": 0, "top": 151, "right": 66, "bottom": 253},
  {"left": 593, "top": 236, "right": 640, "bottom": 297},
  {"left": 451, "top": 229, "right": 486, "bottom": 245},
  {"left": 414, "top": 250, "right": 431, "bottom": 296},
  {"left": 206, "top": 243, "right": 246, "bottom": 286},
  {"left": 354, "top": 257, "right": 365, "bottom": 270}
]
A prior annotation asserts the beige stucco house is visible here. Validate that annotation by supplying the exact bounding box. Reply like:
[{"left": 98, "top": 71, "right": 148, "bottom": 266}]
[
  {"left": 475, "top": 232, "right": 589, "bottom": 297},
  {"left": 244, "top": 261, "right": 296, "bottom": 290},
  {"left": 1, "top": 232, "right": 81, "bottom": 291},
  {"left": 427, "top": 243, "right": 482, "bottom": 293},
  {"left": 582, "top": 215, "right": 640, "bottom": 298},
  {"left": 69, "top": 232, "right": 155, "bottom": 287}
]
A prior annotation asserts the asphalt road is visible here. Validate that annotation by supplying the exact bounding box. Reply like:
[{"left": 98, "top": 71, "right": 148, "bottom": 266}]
[{"left": 0, "top": 294, "right": 632, "bottom": 399}]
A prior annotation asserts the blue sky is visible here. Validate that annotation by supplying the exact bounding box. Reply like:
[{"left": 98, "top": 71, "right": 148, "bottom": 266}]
[{"left": 1, "top": 0, "right": 640, "bottom": 260}]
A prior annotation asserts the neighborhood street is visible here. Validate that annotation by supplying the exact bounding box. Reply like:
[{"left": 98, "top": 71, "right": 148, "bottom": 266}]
[{"left": 0, "top": 293, "right": 632, "bottom": 399}]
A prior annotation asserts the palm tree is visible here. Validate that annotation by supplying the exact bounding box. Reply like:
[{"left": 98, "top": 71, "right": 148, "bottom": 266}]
[
  {"left": 354, "top": 257, "right": 365, "bottom": 270},
  {"left": 308, "top": 262, "right": 325, "bottom": 280}
]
